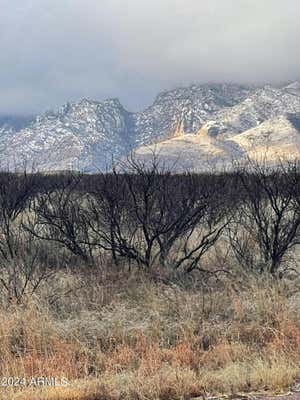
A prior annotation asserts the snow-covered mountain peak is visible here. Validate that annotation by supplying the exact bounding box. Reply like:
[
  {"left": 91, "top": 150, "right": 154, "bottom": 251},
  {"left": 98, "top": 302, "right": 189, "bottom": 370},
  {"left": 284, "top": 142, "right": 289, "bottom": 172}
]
[
  {"left": 1, "top": 82, "right": 300, "bottom": 172},
  {"left": 283, "top": 81, "right": 300, "bottom": 97}
]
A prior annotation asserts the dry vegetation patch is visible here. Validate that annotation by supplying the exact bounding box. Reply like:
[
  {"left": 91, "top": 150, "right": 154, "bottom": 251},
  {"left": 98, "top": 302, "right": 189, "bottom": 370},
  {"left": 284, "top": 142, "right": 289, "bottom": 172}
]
[{"left": 0, "top": 270, "right": 299, "bottom": 400}]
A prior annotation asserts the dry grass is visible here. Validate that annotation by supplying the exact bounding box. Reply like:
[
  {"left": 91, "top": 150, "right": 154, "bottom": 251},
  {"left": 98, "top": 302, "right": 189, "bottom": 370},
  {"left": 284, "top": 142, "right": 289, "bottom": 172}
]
[{"left": 0, "top": 268, "right": 300, "bottom": 400}]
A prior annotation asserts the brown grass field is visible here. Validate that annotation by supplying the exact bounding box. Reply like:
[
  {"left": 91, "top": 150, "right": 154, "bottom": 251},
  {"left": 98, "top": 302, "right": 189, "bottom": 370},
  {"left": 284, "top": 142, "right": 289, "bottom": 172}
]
[
  {"left": 0, "top": 166, "right": 299, "bottom": 399},
  {"left": 0, "top": 261, "right": 299, "bottom": 400}
]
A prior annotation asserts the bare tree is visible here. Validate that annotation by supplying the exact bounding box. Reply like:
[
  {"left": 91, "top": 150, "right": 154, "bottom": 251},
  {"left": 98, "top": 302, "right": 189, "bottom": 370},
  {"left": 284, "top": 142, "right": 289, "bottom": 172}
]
[
  {"left": 0, "top": 171, "right": 54, "bottom": 303},
  {"left": 86, "top": 157, "right": 232, "bottom": 273},
  {"left": 228, "top": 159, "right": 300, "bottom": 276},
  {"left": 26, "top": 172, "right": 93, "bottom": 264}
]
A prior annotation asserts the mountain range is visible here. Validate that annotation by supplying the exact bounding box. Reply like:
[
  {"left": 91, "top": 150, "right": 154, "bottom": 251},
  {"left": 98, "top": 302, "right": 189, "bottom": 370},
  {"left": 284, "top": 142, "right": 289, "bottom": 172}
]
[{"left": 1, "top": 81, "right": 300, "bottom": 172}]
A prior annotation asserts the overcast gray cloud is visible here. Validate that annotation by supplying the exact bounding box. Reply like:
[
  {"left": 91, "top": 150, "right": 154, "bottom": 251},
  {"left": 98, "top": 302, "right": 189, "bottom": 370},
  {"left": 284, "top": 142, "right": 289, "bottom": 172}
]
[{"left": 0, "top": 0, "right": 299, "bottom": 114}]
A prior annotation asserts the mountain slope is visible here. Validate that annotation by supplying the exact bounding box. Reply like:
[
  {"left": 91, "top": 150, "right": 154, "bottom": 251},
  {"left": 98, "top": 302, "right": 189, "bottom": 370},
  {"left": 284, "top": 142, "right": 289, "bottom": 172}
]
[
  {"left": 133, "top": 121, "right": 245, "bottom": 172},
  {"left": 210, "top": 86, "right": 300, "bottom": 137},
  {"left": 134, "top": 83, "right": 253, "bottom": 145},
  {"left": 133, "top": 113, "right": 300, "bottom": 171},
  {"left": 230, "top": 114, "right": 300, "bottom": 161},
  {"left": 283, "top": 81, "right": 300, "bottom": 97},
  {"left": 0, "top": 82, "right": 300, "bottom": 172},
  {"left": 0, "top": 99, "right": 135, "bottom": 171}
]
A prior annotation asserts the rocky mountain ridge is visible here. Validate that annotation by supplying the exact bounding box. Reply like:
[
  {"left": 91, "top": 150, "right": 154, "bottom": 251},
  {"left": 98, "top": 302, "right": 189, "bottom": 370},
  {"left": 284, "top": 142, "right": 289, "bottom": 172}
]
[{"left": 0, "top": 82, "right": 300, "bottom": 172}]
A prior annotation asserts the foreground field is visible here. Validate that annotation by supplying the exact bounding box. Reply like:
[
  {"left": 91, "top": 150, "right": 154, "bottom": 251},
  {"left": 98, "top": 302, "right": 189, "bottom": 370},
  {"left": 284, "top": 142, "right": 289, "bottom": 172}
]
[
  {"left": 0, "top": 163, "right": 299, "bottom": 399},
  {"left": 0, "top": 267, "right": 300, "bottom": 400}
]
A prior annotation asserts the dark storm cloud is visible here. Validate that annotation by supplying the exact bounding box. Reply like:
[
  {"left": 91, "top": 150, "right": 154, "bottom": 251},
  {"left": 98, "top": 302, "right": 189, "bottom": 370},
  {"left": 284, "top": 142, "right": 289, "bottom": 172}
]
[{"left": 0, "top": 0, "right": 299, "bottom": 114}]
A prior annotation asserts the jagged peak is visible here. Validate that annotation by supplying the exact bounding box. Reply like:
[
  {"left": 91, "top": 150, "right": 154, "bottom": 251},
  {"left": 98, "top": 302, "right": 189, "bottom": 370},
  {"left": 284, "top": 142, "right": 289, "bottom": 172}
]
[
  {"left": 56, "top": 97, "right": 126, "bottom": 116},
  {"left": 283, "top": 81, "right": 300, "bottom": 97},
  {"left": 153, "top": 82, "right": 253, "bottom": 105},
  {"left": 78, "top": 98, "right": 96, "bottom": 106},
  {"left": 103, "top": 97, "right": 121, "bottom": 105},
  {"left": 284, "top": 80, "right": 300, "bottom": 89},
  {"left": 2, "top": 81, "right": 300, "bottom": 173},
  {"left": 32, "top": 97, "right": 127, "bottom": 126}
]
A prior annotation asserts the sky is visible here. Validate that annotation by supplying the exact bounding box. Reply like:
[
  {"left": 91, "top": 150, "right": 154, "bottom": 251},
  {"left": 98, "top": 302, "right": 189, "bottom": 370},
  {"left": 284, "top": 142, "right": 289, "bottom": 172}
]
[{"left": 0, "top": 0, "right": 299, "bottom": 115}]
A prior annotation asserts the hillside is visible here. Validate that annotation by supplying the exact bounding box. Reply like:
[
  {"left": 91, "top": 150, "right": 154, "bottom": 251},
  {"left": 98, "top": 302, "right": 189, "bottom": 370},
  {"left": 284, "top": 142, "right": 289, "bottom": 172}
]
[
  {"left": 0, "top": 82, "right": 300, "bottom": 172},
  {"left": 230, "top": 114, "right": 300, "bottom": 161},
  {"left": 134, "top": 121, "right": 245, "bottom": 172}
]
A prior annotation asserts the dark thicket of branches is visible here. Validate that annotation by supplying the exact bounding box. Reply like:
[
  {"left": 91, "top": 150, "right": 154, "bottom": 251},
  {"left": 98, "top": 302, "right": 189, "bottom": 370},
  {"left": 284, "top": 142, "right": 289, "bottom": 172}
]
[
  {"left": 85, "top": 159, "right": 235, "bottom": 271},
  {"left": 0, "top": 157, "right": 299, "bottom": 302},
  {"left": 0, "top": 172, "right": 49, "bottom": 302},
  {"left": 228, "top": 159, "right": 300, "bottom": 275},
  {"left": 26, "top": 173, "right": 93, "bottom": 264}
]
